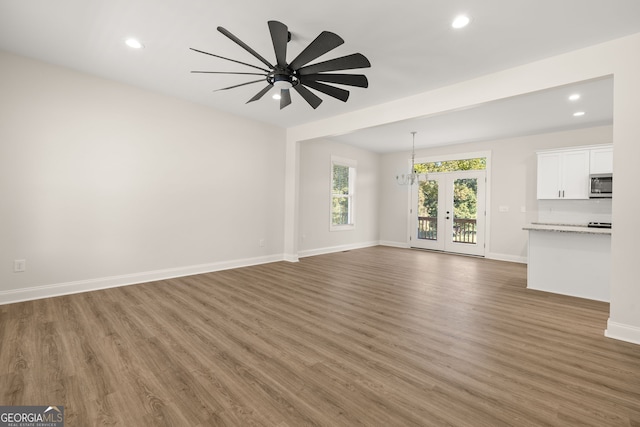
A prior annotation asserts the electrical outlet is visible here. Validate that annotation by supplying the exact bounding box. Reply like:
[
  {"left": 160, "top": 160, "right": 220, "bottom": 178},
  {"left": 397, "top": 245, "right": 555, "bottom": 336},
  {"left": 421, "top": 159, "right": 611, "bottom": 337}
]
[
  {"left": 259, "top": 239, "right": 265, "bottom": 247},
  {"left": 14, "top": 259, "right": 26, "bottom": 273}
]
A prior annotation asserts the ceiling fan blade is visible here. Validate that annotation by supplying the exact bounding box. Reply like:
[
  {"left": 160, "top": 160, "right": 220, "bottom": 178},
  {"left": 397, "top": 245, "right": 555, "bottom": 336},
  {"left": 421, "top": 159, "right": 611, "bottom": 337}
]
[
  {"left": 247, "top": 85, "right": 273, "bottom": 103},
  {"left": 268, "top": 21, "right": 288, "bottom": 68},
  {"left": 191, "top": 71, "right": 268, "bottom": 76},
  {"left": 280, "top": 88, "right": 292, "bottom": 109},
  {"left": 289, "top": 31, "right": 344, "bottom": 70},
  {"left": 293, "top": 84, "right": 323, "bottom": 109},
  {"left": 298, "top": 53, "right": 371, "bottom": 75},
  {"left": 217, "top": 26, "right": 274, "bottom": 69},
  {"left": 214, "top": 79, "right": 265, "bottom": 92},
  {"left": 189, "top": 48, "right": 271, "bottom": 73},
  {"left": 299, "top": 73, "right": 368, "bottom": 88},
  {"left": 300, "top": 80, "right": 349, "bottom": 102}
]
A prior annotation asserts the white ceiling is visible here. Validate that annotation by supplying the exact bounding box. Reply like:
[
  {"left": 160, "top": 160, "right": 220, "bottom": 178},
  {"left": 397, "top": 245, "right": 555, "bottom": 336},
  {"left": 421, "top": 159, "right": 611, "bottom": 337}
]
[
  {"left": 1, "top": 1, "right": 637, "bottom": 151},
  {"left": 329, "top": 77, "right": 614, "bottom": 152}
]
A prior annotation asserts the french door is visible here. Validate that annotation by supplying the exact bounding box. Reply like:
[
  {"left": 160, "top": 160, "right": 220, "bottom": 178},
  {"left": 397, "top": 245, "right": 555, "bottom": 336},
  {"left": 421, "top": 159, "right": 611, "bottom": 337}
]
[{"left": 411, "top": 170, "right": 486, "bottom": 256}]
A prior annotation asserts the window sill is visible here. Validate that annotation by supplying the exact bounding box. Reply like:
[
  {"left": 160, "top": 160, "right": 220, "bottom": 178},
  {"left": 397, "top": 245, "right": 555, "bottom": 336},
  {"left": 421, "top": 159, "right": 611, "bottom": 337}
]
[{"left": 330, "top": 224, "right": 355, "bottom": 232}]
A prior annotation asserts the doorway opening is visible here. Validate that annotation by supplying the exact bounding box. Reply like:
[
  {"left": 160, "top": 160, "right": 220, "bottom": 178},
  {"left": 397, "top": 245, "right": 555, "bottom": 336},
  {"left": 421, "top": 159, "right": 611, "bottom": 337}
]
[{"left": 410, "top": 156, "right": 487, "bottom": 256}]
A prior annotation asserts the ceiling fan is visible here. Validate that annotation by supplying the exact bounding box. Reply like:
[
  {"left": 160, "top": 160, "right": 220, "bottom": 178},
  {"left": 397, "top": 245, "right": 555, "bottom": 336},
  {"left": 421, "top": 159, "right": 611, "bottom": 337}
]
[{"left": 190, "top": 21, "right": 371, "bottom": 110}]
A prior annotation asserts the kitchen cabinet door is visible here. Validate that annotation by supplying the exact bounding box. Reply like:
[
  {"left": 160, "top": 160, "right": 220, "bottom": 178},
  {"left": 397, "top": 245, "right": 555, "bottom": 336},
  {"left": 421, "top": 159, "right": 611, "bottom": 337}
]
[
  {"left": 590, "top": 146, "right": 613, "bottom": 174},
  {"left": 537, "top": 152, "right": 562, "bottom": 199},
  {"left": 537, "top": 149, "right": 590, "bottom": 199},
  {"left": 562, "top": 150, "right": 590, "bottom": 199}
]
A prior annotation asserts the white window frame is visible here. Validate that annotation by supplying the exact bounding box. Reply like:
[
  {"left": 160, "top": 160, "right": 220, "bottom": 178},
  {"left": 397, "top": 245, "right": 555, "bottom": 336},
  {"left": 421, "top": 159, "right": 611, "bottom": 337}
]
[{"left": 330, "top": 155, "right": 357, "bottom": 231}]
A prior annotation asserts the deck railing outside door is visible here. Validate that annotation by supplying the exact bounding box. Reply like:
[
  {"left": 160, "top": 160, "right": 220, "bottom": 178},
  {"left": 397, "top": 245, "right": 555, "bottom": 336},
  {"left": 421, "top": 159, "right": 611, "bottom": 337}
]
[{"left": 417, "top": 217, "right": 477, "bottom": 243}]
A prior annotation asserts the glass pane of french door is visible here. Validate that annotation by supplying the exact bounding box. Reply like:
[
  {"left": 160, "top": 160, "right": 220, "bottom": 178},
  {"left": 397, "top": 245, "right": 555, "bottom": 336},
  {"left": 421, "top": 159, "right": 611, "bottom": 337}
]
[
  {"left": 451, "top": 178, "right": 478, "bottom": 245},
  {"left": 413, "top": 175, "right": 445, "bottom": 251},
  {"left": 417, "top": 179, "right": 438, "bottom": 241}
]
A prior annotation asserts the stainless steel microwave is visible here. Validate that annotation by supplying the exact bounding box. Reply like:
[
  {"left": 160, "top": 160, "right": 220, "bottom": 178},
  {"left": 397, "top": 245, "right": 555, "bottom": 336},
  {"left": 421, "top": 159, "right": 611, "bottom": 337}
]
[{"left": 589, "top": 173, "right": 612, "bottom": 198}]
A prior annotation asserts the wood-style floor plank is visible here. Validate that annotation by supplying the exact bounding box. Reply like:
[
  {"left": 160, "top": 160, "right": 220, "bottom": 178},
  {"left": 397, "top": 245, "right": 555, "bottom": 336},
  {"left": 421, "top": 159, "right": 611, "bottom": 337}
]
[{"left": 1, "top": 246, "right": 639, "bottom": 426}]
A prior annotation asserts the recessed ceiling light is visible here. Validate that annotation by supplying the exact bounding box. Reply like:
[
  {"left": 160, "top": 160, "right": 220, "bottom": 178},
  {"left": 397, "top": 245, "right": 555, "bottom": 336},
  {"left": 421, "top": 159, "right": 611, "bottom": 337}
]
[
  {"left": 569, "top": 94, "right": 581, "bottom": 101},
  {"left": 452, "top": 15, "right": 470, "bottom": 29},
  {"left": 272, "top": 93, "right": 281, "bottom": 100},
  {"left": 573, "top": 111, "right": 586, "bottom": 117},
  {"left": 125, "top": 38, "right": 144, "bottom": 49}
]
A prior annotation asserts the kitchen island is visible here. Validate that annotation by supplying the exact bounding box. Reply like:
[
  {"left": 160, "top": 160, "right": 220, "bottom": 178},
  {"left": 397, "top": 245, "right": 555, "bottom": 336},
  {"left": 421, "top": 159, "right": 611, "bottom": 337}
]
[{"left": 523, "top": 223, "right": 611, "bottom": 302}]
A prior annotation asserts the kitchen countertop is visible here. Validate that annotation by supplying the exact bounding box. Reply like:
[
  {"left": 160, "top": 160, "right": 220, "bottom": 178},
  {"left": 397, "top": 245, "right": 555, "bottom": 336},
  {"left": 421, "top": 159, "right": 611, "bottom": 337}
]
[{"left": 523, "top": 222, "right": 612, "bottom": 235}]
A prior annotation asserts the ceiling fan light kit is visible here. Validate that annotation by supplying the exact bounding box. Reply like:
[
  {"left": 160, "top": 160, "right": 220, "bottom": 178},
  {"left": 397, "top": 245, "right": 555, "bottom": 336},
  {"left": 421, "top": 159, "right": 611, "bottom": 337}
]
[{"left": 191, "top": 20, "right": 371, "bottom": 110}]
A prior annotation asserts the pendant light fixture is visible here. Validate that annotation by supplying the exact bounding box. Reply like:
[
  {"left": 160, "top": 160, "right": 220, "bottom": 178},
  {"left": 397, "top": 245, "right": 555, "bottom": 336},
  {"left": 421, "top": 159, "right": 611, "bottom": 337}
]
[{"left": 395, "top": 131, "right": 420, "bottom": 185}]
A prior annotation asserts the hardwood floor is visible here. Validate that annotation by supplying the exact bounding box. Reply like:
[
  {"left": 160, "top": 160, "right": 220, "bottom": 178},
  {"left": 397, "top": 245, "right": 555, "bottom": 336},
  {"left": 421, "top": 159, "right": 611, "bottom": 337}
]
[{"left": 1, "top": 246, "right": 639, "bottom": 426}]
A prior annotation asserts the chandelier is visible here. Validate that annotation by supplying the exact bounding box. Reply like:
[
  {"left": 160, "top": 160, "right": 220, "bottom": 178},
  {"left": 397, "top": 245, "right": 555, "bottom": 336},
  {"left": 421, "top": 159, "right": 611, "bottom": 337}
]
[{"left": 395, "top": 131, "right": 420, "bottom": 185}]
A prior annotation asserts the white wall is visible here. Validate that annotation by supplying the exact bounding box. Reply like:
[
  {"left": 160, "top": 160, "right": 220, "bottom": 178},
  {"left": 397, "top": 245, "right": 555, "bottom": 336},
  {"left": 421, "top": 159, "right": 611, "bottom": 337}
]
[
  {"left": 298, "top": 138, "right": 380, "bottom": 256},
  {"left": 0, "top": 51, "right": 286, "bottom": 303},
  {"left": 378, "top": 125, "right": 613, "bottom": 262}
]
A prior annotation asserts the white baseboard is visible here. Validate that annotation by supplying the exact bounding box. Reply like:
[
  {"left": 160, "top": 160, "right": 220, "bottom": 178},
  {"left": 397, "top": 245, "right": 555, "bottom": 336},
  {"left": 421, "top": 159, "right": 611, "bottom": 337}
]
[
  {"left": 486, "top": 252, "right": 528, "bottom": 264},
  {"left": 0, "top": 246, "right": 530, "bottom": 306},
  {"left": 298, "top": 241, "right": 379, "bottom": 258},
  {"left": 0, "top": 254, "right": 284, "bottom": 306},
  {"left": 378, "top": 240, "right": 410, "bottom": 249},
  {"left": 379, "top": 244, "right": 526, "bottom": 263},
  {"left": 283, "top": 255, "right": 299, "bottom": 263},
  {"left": 605, "top": 319, "right": 640, "bottom": 345}
]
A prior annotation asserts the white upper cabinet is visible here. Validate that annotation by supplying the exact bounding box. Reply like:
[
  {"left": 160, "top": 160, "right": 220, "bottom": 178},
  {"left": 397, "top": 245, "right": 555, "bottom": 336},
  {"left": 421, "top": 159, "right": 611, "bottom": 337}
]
[
  {"left": 537, "top": 149, "right": 590, "bottom": 199},
  {"left": 590, "top": 146, "right": 613, "bottom": 174},
  {"left": 537, "top": 144, "right": 613, "bottom": 199},
  {"left": 537, "top": 152, "right": 563, "bottom": 199}
]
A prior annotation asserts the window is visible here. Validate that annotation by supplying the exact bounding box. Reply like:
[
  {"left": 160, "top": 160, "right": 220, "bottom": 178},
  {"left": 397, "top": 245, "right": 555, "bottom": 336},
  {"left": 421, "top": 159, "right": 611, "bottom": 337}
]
[
  {"left": 414, "top": 157, "right": 487, "bottom": 174},
  {"left": 330, "top": 156, "right": 356, "bottom": 230}
]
